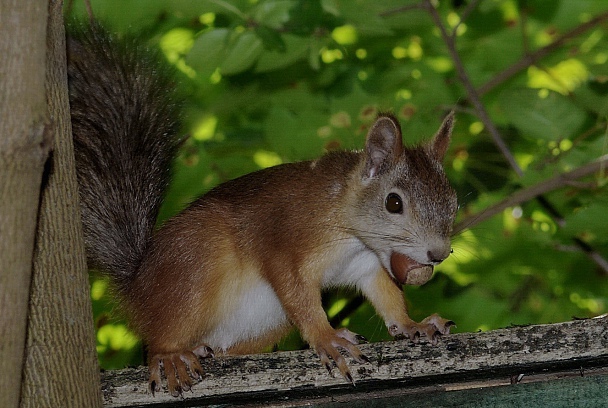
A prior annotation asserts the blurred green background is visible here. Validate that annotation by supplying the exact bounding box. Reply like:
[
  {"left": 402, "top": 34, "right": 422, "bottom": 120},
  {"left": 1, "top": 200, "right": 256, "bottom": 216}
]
[{"left": 66, "top": 0, "right": 608, "bottom": 370}]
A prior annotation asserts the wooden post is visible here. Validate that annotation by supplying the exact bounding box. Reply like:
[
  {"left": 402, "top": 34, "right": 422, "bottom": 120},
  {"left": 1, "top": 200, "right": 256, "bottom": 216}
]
[
  {"left": 19, "top": 2, "right": 103, "bottom": 407},
  {"left": 0, "top": 1, "right": 50, "bottom": 407}
]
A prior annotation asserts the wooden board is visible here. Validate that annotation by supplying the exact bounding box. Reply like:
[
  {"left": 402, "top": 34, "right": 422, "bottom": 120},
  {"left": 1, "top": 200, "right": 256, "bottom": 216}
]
[{"left": 101, "top": 314, "right": 608, "bottom": 407}]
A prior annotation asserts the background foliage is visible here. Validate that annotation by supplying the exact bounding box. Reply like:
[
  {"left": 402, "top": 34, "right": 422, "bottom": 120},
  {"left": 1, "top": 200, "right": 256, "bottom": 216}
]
[{"left": 66, "top": 0, "right": 608, "bottom": 370}]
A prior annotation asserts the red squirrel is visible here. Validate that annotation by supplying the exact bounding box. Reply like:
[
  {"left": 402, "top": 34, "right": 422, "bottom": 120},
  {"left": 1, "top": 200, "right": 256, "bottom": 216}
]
[{"left": 68, "top": 24, "right": 458, "bottom": 396}]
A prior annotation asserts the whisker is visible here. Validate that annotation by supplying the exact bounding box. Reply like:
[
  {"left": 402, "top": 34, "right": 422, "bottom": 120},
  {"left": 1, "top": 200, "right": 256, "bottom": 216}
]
[
  {"left": 307, "top": 222, "right": 429, "bottom": 257},
  {"left": 450, "top": 245, "right": 484, "bottom": 262}
]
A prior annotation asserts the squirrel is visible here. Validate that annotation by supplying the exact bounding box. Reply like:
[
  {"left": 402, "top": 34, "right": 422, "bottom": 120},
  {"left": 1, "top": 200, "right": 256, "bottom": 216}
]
[{"left": 67, "top": 23, "right": 458, "bottom": 397}]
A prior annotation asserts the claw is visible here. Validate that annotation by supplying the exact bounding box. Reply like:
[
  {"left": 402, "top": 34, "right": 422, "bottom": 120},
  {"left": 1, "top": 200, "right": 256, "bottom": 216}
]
[
  {"left": 180, "top": 351, "right": 204, "bottom": 380},
  {"left": 314, "top": 329, "right": 366, "bottom": 385},
  {"left": 149, "top": 380, "right": 157, "bottom": 396},
  {"left": 445, "top": 320, "right": 456, "bottom": 331},
  {"left": 392, "top": 313, "right": 455, "bottom": 345},
  {"left": 355, "top": 334, "right": 368, "bottom": 343},
  {"left": 335, "top": 327, "right": 366, "bottom": 345},
  {"left": 193, "top": 345, "right": 215, "bottom": 359},
  {"left": 345, "top": 371, "right": 355, "bottom": 386},
  {"left": 421, "top": 314, "right": 456, "bottom": 336},
  {"left": 148, "top": 356, "right": 162, "bottom": 395},
  {"left": 319, "top": 351, "right": 333, "bottom": 375},
  {"left": 163, "top": 356, "right": 181, "bottom": 397},
  {"left": 147, "top": 344, "right": 213, "bottom": 397}
]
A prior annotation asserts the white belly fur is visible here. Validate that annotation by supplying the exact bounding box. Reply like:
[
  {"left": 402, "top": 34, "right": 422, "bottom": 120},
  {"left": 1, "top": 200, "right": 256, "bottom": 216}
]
[
  {"left": 321, "top": 237, "right": 382, "bottom": 289},
  {"left": 202, "top": 278, "right": 287, "bottom": 351},
  {"left": 203, "top": 238, "right": 380, "bottom": 351}
]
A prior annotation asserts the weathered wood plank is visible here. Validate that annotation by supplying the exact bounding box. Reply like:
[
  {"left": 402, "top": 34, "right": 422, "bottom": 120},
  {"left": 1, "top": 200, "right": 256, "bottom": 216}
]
[
  {"left": 101, "top": 315, "right": 608, "bottom": 407},
  {"left": 314, "top": 371, "right": 608, "bottom": 408}
]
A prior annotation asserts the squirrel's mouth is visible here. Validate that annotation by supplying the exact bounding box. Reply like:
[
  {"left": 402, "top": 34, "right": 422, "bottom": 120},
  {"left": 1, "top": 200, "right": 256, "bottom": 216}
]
[{"left": 389, "top": 252, "right": 434, "bottom": 286}]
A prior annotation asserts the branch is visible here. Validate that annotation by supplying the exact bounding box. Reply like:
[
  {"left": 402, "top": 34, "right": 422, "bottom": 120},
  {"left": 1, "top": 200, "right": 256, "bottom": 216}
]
[
  {"left": 477, "top": 10, "right": 608, "bottom": 96},
  {"left": 423, "top": 0, "right": 524, "bottom": 176},
  {"left": 454, "top": 155, "right": 608, "bottom": 234}
]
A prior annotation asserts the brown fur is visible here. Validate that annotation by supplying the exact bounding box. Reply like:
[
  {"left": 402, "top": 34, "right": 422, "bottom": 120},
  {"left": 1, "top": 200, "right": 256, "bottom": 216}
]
[{"left": 127, "top": 152, "right": 361, "bottom": 353}]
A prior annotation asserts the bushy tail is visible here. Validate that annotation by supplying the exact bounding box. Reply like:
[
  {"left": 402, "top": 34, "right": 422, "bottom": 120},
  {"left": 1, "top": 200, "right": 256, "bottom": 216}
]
[{"left": 67, "top": 23, "right": 181, "bottom": 290}]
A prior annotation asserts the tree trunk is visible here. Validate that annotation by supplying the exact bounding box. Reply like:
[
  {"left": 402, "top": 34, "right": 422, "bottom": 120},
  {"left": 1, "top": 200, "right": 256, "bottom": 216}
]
[
  {"left": 19, "top": 1, "right": 103, "bottom": 407},
  {"left": 0, "top": 0, "right": 51, "bottom": 407}
]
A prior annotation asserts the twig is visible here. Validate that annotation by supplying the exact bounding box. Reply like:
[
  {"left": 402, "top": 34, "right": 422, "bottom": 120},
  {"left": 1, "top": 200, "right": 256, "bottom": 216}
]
[
  {"left": 424, "top": 0, "right": 524, "bottom": 176},
  {"left": 454, "top": 155, "right": 608, "bottom": 234},
  {"left": 452, "top": 0, "right": 482, "bottom": 36},
  {"left": 379, "top": 2, "right": 425, "bottom": 17},
  {"left": 477, "top": 10, "right": 608, "bottom": 96}
]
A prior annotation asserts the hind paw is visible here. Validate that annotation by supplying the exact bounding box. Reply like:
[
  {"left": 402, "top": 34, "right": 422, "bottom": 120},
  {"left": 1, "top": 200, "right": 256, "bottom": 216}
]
[{"left": 148, "top": 344, "right": 214, "bottom": 397}]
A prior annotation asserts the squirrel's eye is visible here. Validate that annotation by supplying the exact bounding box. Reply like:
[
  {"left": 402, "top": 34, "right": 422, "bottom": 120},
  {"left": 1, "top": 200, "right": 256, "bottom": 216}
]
[{"left": 385, "top": 193, "right": 403, "bottom": 214}]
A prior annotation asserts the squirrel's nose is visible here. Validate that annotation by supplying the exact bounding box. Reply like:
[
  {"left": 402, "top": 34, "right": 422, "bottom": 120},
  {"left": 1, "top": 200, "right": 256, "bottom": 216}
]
[{"left": 427, "top": 248, "right": 452, "bottom": 265}]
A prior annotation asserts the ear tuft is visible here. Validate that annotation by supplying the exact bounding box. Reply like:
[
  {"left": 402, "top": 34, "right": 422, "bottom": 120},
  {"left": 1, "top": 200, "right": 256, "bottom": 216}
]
[
  {"left": 364, "top": 114, "right": 403, "bottom": 179},
  {"left": 431, "top": 111, "right": 455, "bottom": 162}
]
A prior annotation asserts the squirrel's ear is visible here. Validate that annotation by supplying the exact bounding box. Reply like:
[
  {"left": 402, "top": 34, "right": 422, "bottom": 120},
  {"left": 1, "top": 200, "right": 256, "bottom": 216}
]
[
  {"left": 364, "top": 115, "right": 403, "bottom": 179},
  {"left": 430, "top": 111, "right": 455, "bottom": 162}
]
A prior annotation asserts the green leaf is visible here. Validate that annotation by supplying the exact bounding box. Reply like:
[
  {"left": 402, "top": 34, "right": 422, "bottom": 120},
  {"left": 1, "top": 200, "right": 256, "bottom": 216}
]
[
  {"left": 320, "top": 0, "right": 340, "bottom": 16},
  {"left": 199, "top": 0, "right": 249, "bottom": 19},
  {"left": 499, "top": 89, "right": 587, "bottom": 141},
  {"left": 338, "top": 1, "right": 394, "bottom": 36},
  {"left": 255, "top": 25, "right": 287, "bottom": 52},
  {"left": 71, "top": 0, "right": 168, "bottom": 31},
  {"left": 516, "top": 0, "right": 559, "bottom": 23},
  {"left": 186, "top": 28, "right": 230, "bottom": 76},
  {"left": 284, "top": 0, "right": 339, "bottom": 35},
  {"left": 575, "top": 80, "right": 608, "bottom": 116},
  {"left": 256, "top": 34, "right": 310, "bottom": 72},
  {"left": 219, "top": 30, "right": 264, "bottom": 75},
  {"left": 307, "top": 38, "right": 325, "bottom": 71},
  {"left": 562, "top": 200, "right": 608, "bottom": 243},
  {"left": 252, "top": 0, "right": 297, "bottom": 29},
  {"left": 264, "top": 105, "right": 328, "bottom": 159},
  {"left": 466, "top": 6, "right": 507, "bottom": 37}
]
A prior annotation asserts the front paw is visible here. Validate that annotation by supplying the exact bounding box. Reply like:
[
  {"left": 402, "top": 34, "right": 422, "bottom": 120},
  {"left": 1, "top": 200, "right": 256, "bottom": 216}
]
[
  {"left": 148, "top": 345, "right": 214, "bottom": 397},
  {"left": 313, "top": 328, "right": 369, "bottom": 385},
  {"left": 389, "top": 313, "right": 455, "bottom": 345}
]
